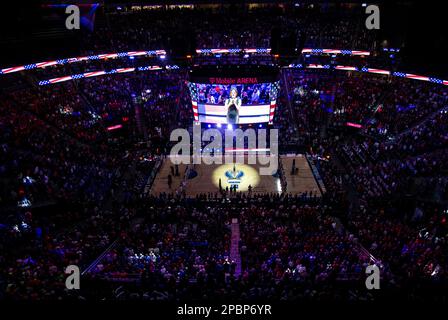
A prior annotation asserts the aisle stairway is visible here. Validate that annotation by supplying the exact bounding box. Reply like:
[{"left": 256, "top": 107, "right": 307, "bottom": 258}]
[{"left": 230, "top": 218, "right": 242, "bottom": 277}]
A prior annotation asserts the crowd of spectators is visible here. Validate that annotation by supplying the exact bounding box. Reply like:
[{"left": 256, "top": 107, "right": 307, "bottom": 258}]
[
  {"left": 283, "top": 66, "right": 448, "bottom": 301},
  {"left": 0, "top": 4, "right": 447, "bottom": 303},
  {"left": 77, "top": 5, "right": 377, "bottom": 56}
]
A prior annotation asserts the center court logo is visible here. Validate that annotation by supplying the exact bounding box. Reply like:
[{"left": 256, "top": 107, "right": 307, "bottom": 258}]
[
  {"left": 169, "top": 123, "right": 278, "bottom": 175},
  {"left": 213, "top": 163, "right": 260, "bottom": 191},
  {"left": 226, "top": 164, "right": 244, "bottom": 181}
]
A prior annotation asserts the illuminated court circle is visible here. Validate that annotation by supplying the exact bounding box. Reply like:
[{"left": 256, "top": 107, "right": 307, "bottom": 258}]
[{"left": 212, "top": 163, "right": 260, "bottom": 192}]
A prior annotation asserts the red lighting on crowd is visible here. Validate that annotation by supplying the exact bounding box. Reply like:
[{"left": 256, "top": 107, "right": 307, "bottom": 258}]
[
  {"left": 346, "top": 122, "right": 362, "bottom": 128},
  {"left": 107, "top": 124, "right": 123, "bottom": 131}
]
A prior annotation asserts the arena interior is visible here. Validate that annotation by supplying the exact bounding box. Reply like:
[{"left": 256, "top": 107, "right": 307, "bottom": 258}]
[{"left": 0, "top": 0, "right": 447, "bottom": 313}]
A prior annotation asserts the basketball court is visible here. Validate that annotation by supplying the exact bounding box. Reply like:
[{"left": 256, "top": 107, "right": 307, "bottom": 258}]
[{"left": 150, "top": 154, "right": 322, "bottom": 197}]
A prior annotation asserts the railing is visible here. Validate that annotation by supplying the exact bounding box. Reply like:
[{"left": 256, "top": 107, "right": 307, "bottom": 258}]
[
  {"left": 82, "top": 239, "right": 120, "bottom": 275},
  {"left": 144, "top": 157, "right": 163, "bottom": 196},
  {"left": 305, "top": 154, "right": 327, "bottom": 195}
]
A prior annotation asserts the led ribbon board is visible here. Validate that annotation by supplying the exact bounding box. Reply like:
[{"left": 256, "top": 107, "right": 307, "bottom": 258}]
[{"left": 1, "top": 50, "right": 166, "bottom": 75}]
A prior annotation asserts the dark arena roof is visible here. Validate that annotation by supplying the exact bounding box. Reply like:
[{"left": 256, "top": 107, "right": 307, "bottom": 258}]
[{"left": 0, "top": 1, "right": 447, "bottom": 316}]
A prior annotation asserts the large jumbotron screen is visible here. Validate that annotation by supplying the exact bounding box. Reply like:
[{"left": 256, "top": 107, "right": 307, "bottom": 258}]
[{"left": 187, "top": 66, "right": 280, "bottom": 125}]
